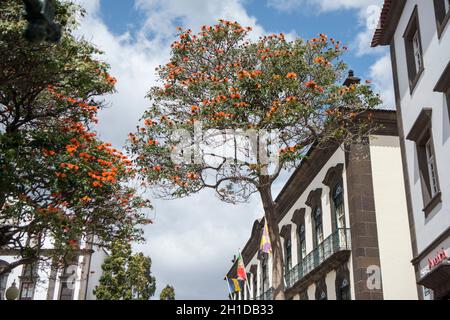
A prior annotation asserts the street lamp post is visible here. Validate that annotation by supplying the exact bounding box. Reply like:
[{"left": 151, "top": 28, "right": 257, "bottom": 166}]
[{"left": 22, "top": 0, "right": 61, "bottom": 43}]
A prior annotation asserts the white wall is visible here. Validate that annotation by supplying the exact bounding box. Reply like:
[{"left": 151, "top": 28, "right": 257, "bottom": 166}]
[
  {"left": 370, "top": 135, "right": 418, "bottom": 299},
  {"left": 393, "top": 0, "right": 450, "bottom": 253}
]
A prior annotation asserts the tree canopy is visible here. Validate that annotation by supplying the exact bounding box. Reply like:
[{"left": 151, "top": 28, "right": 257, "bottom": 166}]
[
  {"left": 160, "top": 284, "right": 175, "bottom": 300},
  {"left": 94, "top": 241, "right": 156, "bottom": 300},
  {"left": 0, "top": 0, "right": 151, "bottom": 275},
  {"left": 129, "top": 20, "right": 381, "bottom": 299}
]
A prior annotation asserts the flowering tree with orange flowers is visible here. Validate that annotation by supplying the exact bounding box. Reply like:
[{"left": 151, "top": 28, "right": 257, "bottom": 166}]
[
  {"left": 129, "top": 20, "right": 381, "bottom": 299},
  {"left": 0, "top": 0, "right": 151, "bottom": 275}
]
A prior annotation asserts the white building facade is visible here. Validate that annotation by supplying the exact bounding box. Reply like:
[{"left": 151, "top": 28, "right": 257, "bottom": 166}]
[
  {"left": 0, "top": 245, "right": 106, "bottom": 300},
  {"left": 372, "top": 0, "right": 450, "bottom": 300},
  {"left": 227, "top": 110, "right": 418, "bottom": 300}
]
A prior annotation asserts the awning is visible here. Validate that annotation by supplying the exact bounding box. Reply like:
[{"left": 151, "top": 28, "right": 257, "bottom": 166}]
[{"left": 418, "top": 260, "right": 450, "bottom": 290}]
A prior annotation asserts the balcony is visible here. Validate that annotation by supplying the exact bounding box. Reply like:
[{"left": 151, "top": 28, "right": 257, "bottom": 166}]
[
  {"left": 255, "top": 288, "right": 273, "bottom": 300},
  {"left": 284, "top": 228, "right": 351, "bottom": 291}
]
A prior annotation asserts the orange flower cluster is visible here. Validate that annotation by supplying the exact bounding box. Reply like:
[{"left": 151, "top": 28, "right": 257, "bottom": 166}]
[
  {"left": 233, "top": 101, "right": 250, "bottom": 107},
  {"left": 186, "top": 172, "right": 199, "bottom": 180},
  {"left": 60, "top": 163, "right": 80, "bottom": 171},
  {"left": 286, "top": 72, "right": 297, "bottom": 79},
  {"left": 279, "top": 145, "right": 298, "bottom": 154},
  {"left": 237, "top": 69, "right": 262, "bottom": 79},
  {"left": 48, "top": 85, "right": 98, "bottom": 114},
  {"left": 42, "top": 149, "right": 56, "bottom": 156},
  {"left": 285, "top": 96, "right": 297, "bottom": 103},
  {"left": 37, "top": 205, "right": 61, "bottom": 215},
  {"left": 148, "top": 139, "right": 158, "bottom": 146}
]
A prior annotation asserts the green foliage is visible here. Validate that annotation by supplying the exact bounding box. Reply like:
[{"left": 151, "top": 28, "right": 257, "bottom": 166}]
[
  {"left": 129, "top": 20, "right": 381, "bottom": 203},
  {"left": 94, "top": 241, "right": 156, "bottom": 300},
  {"left": 160, "top": 285, "right": 175, "bottom": 300},
  {"left": 0, "top": 0, "right": 151, "bottom": 274}
]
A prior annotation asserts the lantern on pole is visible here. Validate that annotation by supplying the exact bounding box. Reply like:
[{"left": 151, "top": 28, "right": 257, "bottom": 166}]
[{"left": 23, "top": 0, "right": 61, "bottom": 43}]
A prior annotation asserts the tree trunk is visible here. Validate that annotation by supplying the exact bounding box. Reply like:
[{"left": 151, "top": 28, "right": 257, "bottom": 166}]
[{"left": 259, "top": 184, "right": 285, "bottom": 300}]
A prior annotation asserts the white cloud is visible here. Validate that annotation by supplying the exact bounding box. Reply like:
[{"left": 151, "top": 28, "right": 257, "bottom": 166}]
[
  {"left": 266, "top": 0, "right": 382, "bottom": 12},
  {"left": 369, "top": 54, "right": 395, "bottom": 109}
]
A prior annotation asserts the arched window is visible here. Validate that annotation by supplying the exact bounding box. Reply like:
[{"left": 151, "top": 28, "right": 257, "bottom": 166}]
[
  {"left": 338, "top": 278, "right": 351, "bottom": 300},
  {"left": 313, "top": 206, "right": 324, "bottom": 247},
  {"left": 285, "top": 238, "right": 292, "bottom": 271},
  {"left": 297, "top": 224, "right": 306, "bottom": 262},
  {"left": 332, "top": 182, "right": 346, "bottom": 230}
]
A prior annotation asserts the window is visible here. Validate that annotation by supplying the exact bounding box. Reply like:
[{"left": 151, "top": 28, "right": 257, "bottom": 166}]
[
  {"left": 406, "top": 109, "right": 441, "bottom": 216},
  {"left": 315, "top": 278, "right": 328, "bottom": 300},
  {"left": 19, "top": 264, "right": 37, "bottom": 300},
  {"left": 404, "top": 6, "right": 424, "bottom": 92},
  {"left": 313, "top": 207, "right": 324, "bottom": 247},
  {"left": 434, "top": 0, "right": 450, "bottom": 37},
  {"left": 261, "top": 256, "right": 269, "bottom": 295},
  {"left": 425, "top": 139, "right": 439, "bottom": 198},
  {"left": 285, "top": 238, "right": 292, "bottom": 271},
  {"left": 59, "top": 264, "right": 76, "bottom": 300},
  {"left": 337, "top": 278, "right": 351, "bottom": 300},
  {"left": 332, "top": 183, "right": 345, "bottom": 230},
  {"left": 297, "top": 224, "right": 306, "bottom": 262},
  {"left": 20, "top": 282, "right": 35, "bottom": 300}
]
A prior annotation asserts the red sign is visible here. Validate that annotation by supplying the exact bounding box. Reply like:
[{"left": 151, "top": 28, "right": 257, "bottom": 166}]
[{"left": 428, "top": 248, "right": 448, "bottom": 270}]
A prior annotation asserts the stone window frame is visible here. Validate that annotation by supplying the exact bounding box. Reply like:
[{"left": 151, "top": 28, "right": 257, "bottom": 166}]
[
  {"left": 335, "top": 264, "right": 351, "bottom": 300},
  {"left": 306, "top": 188, "right": 323, "bottom": 249},
  {"left": 403, "top": 5, "right": 424, "bottom": 94},
  {"left": 280, "top": 224, "right": 292, "bottom": 272},
  {"left": 322, "top": 164, "right": 346, "bottom": 233},
  {"left": 433, "top": 60, "right": 450, "bottom": 122},
  {"left": 315, "top": 277, "right": 328, "bottom": 300},
  {"left": 406, "top": 108, "right": 442, "bottom": 216},
  {"left": 19, "top": 263, "right": 38, "bottom": 300},
  {"left": 291, "top": 209, "right": 306, "bottom": 264},
  {"left": 434, "top": 0, "right": 450, "bottom": 38}
]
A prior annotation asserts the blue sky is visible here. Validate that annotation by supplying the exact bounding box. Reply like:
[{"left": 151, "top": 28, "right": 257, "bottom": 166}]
[{"left": 73, "top": 0, "right": 392, "bottom": 300}]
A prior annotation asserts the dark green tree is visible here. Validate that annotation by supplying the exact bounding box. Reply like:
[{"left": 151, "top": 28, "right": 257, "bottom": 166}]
[
  {"left": 94, "top": 241, "right": 156, "bottom": 300},
  {"left": 160, "top": 285, "right": 175, "bottom": 300},
  {"left": 0, "top": 0, "right": 151, "bottom": 276}
]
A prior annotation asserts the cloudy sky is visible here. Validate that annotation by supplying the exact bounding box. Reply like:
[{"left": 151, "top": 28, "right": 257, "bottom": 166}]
[{"left": 71, "top": 0, "right": 392, "bottom": 299}]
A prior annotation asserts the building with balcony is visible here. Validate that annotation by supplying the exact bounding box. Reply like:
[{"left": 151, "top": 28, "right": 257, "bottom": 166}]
[
  {"left": 372, "top": 0, "right": 450, "bottom": 300},
  {"left": 226, "top": 109, "right": 418, "bottom": 300}
]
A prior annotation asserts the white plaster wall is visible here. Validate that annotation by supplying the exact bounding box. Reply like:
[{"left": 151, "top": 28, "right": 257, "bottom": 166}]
[
  {"left": 307, "top": 283, "right": 315, "bottom": 300},
  {"left": 325, "top": 270, "right": 337, "bottom": 300},
  {"left": 393, "top": 0, "right": 450, "bottom": 254},
  {"left": 278, "top": 147, "right": 348, "bottom": 263},
  {"left": 85, "top": 248, "right": 108, "bottom": 300},
  {"left": 369, "top": 135, "right": 418, "bottom": 299}
]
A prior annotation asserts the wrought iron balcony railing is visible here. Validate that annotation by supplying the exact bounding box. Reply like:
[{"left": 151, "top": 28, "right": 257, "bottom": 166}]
[
  {"left": 255, "top": 288, "right": 273, "bottom": 300},
  {"left": 285, "top": 228, "right": 351, "bottom": 289}
]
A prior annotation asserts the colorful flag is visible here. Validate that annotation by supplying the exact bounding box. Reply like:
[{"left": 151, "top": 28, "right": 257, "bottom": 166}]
[
  {"left": 236, "top": 253, "right": 247, "bottom": 281},
  {"left": 260, "top": 220, "right": 272, "bottom": 254},
  {"left": 227, "top": 278, "right": 243, "bottom": 293}
]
